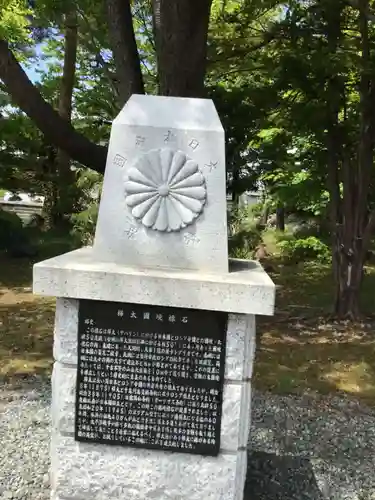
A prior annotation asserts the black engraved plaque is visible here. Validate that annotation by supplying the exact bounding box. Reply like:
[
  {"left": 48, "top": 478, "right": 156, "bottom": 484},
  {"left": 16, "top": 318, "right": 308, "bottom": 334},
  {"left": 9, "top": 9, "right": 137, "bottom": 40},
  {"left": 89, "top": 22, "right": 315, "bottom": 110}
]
[{"left": 75, "top": 300, "right": 228, "bottom": 456}]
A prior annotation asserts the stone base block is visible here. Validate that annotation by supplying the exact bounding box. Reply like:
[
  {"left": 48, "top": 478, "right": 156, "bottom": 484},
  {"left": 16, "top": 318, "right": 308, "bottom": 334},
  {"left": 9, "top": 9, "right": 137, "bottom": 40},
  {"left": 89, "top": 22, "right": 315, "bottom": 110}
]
[
  {"left": 51, "top": 434, "right": 246, "bottom": 500},
  {"left": 49, "top": 302, "right": 256, "bottom": 500}
]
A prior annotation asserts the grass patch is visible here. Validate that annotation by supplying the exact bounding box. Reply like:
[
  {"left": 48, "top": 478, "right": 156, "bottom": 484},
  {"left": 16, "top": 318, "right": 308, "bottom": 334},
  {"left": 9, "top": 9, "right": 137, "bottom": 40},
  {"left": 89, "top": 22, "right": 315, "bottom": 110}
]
[
  {"left": 0, "top": 232, "right": 77, "bottom": 381},
  {"left": 261, "top": 228, "right": 293, "bottom": 255},
  {"left": 0, "top": 256, "right": 55, "bottom": 381},
  {"left": 255, "top": 260, "right": 375, "bottom": 406}
]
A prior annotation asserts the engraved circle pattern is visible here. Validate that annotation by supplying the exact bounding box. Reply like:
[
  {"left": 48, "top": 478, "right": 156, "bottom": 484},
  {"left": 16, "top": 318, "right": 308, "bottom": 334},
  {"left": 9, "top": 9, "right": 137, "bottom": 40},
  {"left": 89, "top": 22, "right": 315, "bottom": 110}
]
[{"left": 124, "top": 148, "right": 206, "bottom": 232}]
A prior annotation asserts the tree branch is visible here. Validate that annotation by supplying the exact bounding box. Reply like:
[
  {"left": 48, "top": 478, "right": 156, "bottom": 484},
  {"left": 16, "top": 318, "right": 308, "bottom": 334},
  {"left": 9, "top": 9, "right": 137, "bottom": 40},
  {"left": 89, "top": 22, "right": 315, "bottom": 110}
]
[
  {"left": 105, "top": 0, "right": 145, "bottom": 104},
  {"left": 0, "top": 39, "right": 107, "bottom": 174},
  {"left": 133, "top": 2, "right": 156, "bottom": 52},
  {"left": 213, "top": 63, "right": 265, "bottom": 80},
  {"left": 208, "top": 23, "right": 284, "bottom": 65},
  {"left": 76, "top": 5, "right": 121, "bottom": 104}
]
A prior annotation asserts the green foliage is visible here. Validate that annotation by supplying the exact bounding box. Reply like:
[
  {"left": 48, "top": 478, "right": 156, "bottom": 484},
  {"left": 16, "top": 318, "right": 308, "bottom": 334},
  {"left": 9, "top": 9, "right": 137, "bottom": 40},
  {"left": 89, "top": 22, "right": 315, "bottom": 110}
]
[
  {"left": 247, "top": 202, "right": 264, "bottom": 219},
  {"left": 228, "top": 205, "right": 259, "bottom": 234},
  {"left": 34, "top": 228, "right": 77, "bottom": 259},
  {"left": 208, "top": 85, "right": 259, "bottom": 197},
  {"left": 68, "top": 169, "right": 101, "bottom": 245},
  {"left": 228, "top": 206, "right": 262, "bottom": 258},
  {"left": 229, "top": 227, "right": 262, "bottom": 258},
  {"left": 0, "top": 110, "right": 47, "bottom": 195},
  {"left": 70, "top": 203, "right": 98, "bottom": 245},
  {"left": 262, "top": 227, "right": 294, "bottom": 255},
  {"left": 0, "top": 208, "right": 22, "bottom": 249},
  {"left": 0, "top": 0, "right": 31, "bottom": 44},
  {"left": 0, "top": 207, "right": 37, "bottom": 255},
  {"left": 0, "top": 0, "right": 374, "bottom": 317},
  {"left": 278, "top": 236, "right": 331, "bottom": 263}
]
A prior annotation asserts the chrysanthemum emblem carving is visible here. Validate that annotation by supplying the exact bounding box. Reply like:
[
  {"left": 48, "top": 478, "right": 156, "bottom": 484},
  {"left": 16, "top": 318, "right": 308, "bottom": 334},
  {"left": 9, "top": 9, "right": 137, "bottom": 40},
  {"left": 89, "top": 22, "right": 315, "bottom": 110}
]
[{"left": 124, "top": 148, "right": 207, "bottom": 232}]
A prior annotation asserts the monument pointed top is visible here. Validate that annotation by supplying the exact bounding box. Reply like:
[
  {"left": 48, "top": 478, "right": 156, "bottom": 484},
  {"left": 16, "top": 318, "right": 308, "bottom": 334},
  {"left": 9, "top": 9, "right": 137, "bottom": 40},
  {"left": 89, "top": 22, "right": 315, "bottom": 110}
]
[
  {"left": 114, "top": 94, "right": 224, "bottom": 132},
  {"left": 93, "top": 94, "right": 228, "bottom": 273}
]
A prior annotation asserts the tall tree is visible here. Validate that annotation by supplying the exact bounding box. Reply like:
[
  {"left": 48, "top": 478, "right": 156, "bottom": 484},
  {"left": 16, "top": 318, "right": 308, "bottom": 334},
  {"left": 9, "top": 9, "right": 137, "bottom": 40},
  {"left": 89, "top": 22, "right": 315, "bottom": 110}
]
[
  {"left": 0, "top": 0, "right": 215, "bottom": 173},
  {"left": 105, "top": 0, "right": 144, "bottom": 101},
  {"left": 246, "top": 0, "right": 375, "bottom": 318},
  {"left": 51, "top": 7, "right": 79, "bottom": 225},
  {"left": 152, "top": 0, "right": 212, "bottom": 96},
  {"left": 326, "top": 0, "right": 375, "bottom": 317}
]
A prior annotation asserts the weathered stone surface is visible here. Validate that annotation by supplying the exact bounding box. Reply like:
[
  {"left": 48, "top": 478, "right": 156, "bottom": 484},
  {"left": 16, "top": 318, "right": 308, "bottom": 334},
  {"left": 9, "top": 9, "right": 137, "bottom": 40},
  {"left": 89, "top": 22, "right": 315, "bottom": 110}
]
[
  {"left": 238, "top": 382, "right": 252, "bottom": 450},
  {"left": 93, "top": 95, "right": 229, "bottom": 274},
  {"left": 234, "top": 449, "right": 247, "bottom": 500},
  {"left": 51, "top": 362, "right": 76, "bottom": 433},
  {"left": 245, "top": 315, "right": 256, "bottom": 379},
  {"left": 54, "top": 299, "right": 78, "bottom": 364},
  {"left": 225, "top": 314, "right": 256, "bottom": 380},
  {"left": 51, "top": 362, "right": 250, "bottom": 451},
  {"left": 51, "top": 435, "right": 246, "bottom": 500},
  {"left": 222, "top": 382, "right": 252, "bottom": 451},
  {"left": 33, "top": 248, "right": 276, "bottom": 316}
]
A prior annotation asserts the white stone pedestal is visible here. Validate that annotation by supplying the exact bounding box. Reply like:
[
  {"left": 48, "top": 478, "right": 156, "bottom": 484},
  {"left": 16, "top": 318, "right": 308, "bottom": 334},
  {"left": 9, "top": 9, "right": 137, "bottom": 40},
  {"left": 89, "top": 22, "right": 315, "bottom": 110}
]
[
  {"left": 34, "top": 95, "right": 275, "bottom": 500},
  {"left": 33, "top": 248, "right": 275, "bottom": 500}
]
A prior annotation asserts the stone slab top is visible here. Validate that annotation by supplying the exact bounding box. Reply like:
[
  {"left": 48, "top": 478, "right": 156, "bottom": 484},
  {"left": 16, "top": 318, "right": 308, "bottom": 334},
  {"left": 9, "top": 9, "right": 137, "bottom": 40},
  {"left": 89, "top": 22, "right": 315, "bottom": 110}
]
[
  {"left": 33, "top": 247, "right": 275, "bottom": 316},
  {"left": 114, "top": 94, "right": 223, "bottom": 132}
]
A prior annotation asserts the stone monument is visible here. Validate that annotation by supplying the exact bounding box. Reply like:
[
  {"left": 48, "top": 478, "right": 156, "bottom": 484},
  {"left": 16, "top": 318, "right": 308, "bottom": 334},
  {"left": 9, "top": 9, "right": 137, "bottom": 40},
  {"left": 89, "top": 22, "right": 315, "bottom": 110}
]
[{"left": 33, "top": 94, "right": 275, "bottom": 500}]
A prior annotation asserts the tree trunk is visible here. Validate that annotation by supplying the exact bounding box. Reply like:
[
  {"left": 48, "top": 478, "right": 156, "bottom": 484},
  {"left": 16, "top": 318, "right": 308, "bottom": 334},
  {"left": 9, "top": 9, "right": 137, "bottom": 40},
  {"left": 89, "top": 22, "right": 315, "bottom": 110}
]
[
  {"left": 323, "top": 0, "right": 352, "bottom": 317},
  {"left": 105, "top": 0, "right": 145, "bottom": 104},
  {"left": 333, "top": 240, "right": 364, "bottom": 319},
  {"left": 327, "top": 0, "right": 375, "bottom": 318},
  {"left": 231, "top": 164, "right": 240, "bottom": 209},
  {"left": 276, "top": 205, "right": 285, "bottom": 231},
  {"left": 260, "top": 203, "right": 269, "bottom": 227},
  {"left": 152, "top": 0, "right": 213, "bottom": 97},
  {"left": 51, "top": 9, "right": 79, "bottom": 227},
  {"left": 0, "top": 39, "right": 106, "bottom": 173}
]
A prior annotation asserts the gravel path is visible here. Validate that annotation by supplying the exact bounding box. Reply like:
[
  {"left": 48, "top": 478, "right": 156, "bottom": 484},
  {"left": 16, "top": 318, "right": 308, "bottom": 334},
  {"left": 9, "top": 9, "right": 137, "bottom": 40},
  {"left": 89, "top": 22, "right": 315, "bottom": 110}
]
[
  {"left": 248, "top": 392, "right": 375, "bottom": 500},
  {"left": 1, "top": 380, "right": 374, "bottom": 500},
  {"left": 0, "top": 380, "right": 51, "bottom": 500}
]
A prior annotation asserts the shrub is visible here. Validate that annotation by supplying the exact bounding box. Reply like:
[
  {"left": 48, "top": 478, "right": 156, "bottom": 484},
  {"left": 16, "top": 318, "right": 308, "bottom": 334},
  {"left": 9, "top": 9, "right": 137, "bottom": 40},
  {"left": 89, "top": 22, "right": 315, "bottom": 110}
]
[
  {"left": 247, "top": 202, "right": 264, "bottom": 219},
  {"left": 289, "top": 218, "right": 321, "bottom": 238},
  {"left": 278, "top": 236, "right": 331, "bottom": 263},
  {"left": 261, "top": 227, "right": 294, "bottom": 256},
  {"left": 228, "top": 227, "right": 262, "bottom": 258},
  {"left": 0, "top": 208, "right": 23, "bottom": 239},
  {"left": 227, "top": 204, "right": 263, "bottom": 258},
  {"left": 70, "top": 204, "right": 99, "bottom": 246},
  {"left": 36, "top": 231, "right": 78, "bottom": 259},
  {"left": 0, "top": 209, "right": 33, "bottom": 255}
]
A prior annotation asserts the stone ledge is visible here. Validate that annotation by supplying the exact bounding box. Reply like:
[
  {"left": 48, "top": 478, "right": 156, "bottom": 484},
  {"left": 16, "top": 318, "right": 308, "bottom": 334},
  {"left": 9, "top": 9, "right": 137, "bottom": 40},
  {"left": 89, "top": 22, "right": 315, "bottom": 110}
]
[
  {"left": 51, "top": 434, "right": 247, "bottom": 500},
  {"left": 33, "top": 247, "right": 275, "bottom": 316}
]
